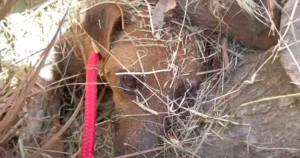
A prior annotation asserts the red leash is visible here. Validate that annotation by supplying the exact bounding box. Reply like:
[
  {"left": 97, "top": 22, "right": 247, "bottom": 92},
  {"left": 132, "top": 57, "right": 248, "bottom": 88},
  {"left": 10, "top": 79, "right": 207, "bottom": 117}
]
[{"left": 81, "top": 51, "right": 101, "bottom": 158}]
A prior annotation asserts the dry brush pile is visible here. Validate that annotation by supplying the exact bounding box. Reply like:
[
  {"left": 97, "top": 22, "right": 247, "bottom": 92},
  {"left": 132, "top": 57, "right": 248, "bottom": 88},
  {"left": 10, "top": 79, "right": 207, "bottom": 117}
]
[{"left": 0, "top": 0, "right": 300, "bottom": 158}]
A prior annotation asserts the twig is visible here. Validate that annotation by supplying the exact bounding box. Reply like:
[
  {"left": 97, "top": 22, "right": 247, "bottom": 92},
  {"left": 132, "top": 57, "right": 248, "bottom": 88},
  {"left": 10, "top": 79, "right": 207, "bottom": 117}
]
[
  {"left": 190, "top": 122, "right": 214, "bottom": 158},
  {"left": 115, "top": 2, "right": 125, "bottom": 30},
  {"left": 241, "top": 92, "right": 300, "bottom": 107},
  {"left": 143, "top": 0, "right": 154, "bottom": 33},
  {"left": 132, "top": 100, "right": 159, "bottom": 115},
  {"left": 114, "top": 146, "right": 165, "bottom": 158},
  {"left": 221, "top": 38, "right": 230, "bottom": 73},
  {"left": 115, "top": 69, "right": 170, "bottom": 75},
  {"left": 18, "top": 137, "right": 26, "bottom": 158}
]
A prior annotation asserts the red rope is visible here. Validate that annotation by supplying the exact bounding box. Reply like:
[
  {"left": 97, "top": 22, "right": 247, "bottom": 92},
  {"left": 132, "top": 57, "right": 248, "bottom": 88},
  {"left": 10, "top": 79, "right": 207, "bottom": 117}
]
[{"left": 81, "top": 51, "right": 101, "bottom": 158}]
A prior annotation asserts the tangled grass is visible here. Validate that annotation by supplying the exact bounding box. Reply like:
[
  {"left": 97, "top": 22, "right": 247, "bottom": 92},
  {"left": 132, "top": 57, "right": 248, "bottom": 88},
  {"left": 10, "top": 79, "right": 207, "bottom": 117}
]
[{"left": 0, "top": 0, "right": 288, "bottom": 157}]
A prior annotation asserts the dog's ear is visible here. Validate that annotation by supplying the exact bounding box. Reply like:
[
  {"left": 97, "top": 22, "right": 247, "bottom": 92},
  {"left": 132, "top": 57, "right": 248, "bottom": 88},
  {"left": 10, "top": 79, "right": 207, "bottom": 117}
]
[{"left": 80, "top": 4, "right": 123, "bottom": 59}]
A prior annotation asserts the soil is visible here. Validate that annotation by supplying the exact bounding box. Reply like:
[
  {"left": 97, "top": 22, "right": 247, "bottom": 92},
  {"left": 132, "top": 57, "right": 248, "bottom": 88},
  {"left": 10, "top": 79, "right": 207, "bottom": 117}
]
[
  {"left": 198, "top": 51, "right": 300, "bottom": 158},
  {"left": 174, "top": 0, "right": 283, "bottom": 50}
]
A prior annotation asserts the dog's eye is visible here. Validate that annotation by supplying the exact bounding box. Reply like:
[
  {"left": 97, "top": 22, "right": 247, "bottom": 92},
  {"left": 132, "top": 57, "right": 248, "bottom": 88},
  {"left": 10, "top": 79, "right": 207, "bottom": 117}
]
[{"left": 120, "top": 75, "right": 137, "bottom": 91}]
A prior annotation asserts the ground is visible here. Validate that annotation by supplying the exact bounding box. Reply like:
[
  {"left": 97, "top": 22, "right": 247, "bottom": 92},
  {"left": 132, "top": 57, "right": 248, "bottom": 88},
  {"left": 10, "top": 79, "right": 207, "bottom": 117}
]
[
  {"left": 198, "top": 51, "right": 300, "bottom": 158},
  {"left": 1, "top": 0, "right": 300, "bottom": 158}
]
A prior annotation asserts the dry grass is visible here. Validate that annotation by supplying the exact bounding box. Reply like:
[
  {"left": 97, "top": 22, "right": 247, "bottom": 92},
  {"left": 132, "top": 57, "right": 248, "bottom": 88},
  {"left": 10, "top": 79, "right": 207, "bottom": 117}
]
[{"left": 0, "top": 0, "right": 293, "bottom": 158}]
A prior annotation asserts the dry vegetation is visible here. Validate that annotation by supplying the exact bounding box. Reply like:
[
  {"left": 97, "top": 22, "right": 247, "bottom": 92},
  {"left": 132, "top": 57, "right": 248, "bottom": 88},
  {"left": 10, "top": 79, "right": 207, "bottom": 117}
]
[{"left": 0, "top": 0, "right": 298, "bottom": 158}]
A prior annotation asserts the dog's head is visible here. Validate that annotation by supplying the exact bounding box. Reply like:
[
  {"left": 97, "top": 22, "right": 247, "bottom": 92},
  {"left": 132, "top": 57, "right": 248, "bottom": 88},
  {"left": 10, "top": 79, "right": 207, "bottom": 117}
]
[{"left": 80, "top": 3, "right": 202, "bottom": 157}]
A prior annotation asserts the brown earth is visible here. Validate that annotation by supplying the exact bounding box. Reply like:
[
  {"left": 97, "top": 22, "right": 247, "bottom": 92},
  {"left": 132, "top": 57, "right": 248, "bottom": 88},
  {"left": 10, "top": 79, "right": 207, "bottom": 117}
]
[
  {"left": 198, "top": 51, "right": 300, "bottom": 158},
  {"left": 174, "top": 0, "right": 283, "bottom": 50}
]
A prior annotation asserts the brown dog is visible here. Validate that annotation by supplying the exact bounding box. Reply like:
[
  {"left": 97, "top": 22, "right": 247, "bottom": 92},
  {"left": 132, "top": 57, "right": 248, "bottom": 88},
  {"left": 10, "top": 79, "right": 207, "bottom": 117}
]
[{"left": 56, "top": 3, "right": 202, "bottom": 157}]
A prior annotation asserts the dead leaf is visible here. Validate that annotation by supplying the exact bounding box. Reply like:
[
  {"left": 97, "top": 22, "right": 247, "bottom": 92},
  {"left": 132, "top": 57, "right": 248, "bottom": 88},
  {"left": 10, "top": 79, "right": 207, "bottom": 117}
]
[{"left": 152, "top": 0, "right": 176, "bottom": 30}]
